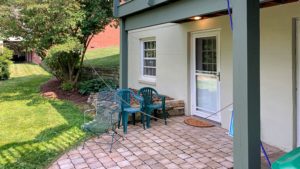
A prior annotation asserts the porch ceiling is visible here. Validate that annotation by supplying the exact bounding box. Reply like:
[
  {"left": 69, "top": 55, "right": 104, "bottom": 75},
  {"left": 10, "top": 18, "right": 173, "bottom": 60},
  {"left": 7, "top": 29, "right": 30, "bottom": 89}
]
[
  {"left": 115, "top": 0, "right": 298, "bottom": 31},
  {"left": 176, "top": 0, "right": 298, "bottom": 23},
  {"left": 116, "top": 0, "right": 174, "bottom": 18},
  {"left": 121, "top": 0, "right": 229, "bottom": 31}
]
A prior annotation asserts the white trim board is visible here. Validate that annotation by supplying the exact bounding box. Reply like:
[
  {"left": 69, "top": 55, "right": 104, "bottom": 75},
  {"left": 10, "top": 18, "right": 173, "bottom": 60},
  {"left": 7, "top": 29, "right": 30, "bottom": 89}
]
[{"left": 296, "top": 18, "right": 300, "bottom": 147}]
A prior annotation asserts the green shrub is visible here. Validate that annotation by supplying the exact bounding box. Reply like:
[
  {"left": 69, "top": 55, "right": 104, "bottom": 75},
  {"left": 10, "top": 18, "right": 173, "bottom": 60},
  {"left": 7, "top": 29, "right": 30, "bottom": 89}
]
[
  {"left": 0, "top": 47, "right": 13, "bottom": 80},
  {"left": 61, "top": 81, "right": 74, "bottom": 91},
  {"left": 45, "top": 39, "right": 83, "bottom": 85},
  {"left": 0, "top": 61, "right": 10, "bottom": 80},
  {"left": 78, "top": 78, "right": 118, "bottom": 95}
]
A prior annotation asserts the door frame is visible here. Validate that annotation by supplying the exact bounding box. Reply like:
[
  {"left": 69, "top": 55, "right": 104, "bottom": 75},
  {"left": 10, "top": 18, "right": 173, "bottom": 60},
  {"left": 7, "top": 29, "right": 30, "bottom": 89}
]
[
  {"left": 190, "top": 29, "right": 221, "bottom": 122},
  {"left": 295, "top": 18, "right": 300, "bottom": 147}
]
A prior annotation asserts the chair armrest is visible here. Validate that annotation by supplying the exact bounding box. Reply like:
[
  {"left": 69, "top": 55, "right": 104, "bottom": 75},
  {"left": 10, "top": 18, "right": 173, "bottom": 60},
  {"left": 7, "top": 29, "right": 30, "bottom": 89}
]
[
  {"left": 152, "top": 90, "right": 165, "bottom": 101},
  {"left": 156, "top": 94, "right": 166, "bottom": 103},
  {"left": 160, "top": 95, "right": 166, "bottom": 107},
  {"left": 133, "top": 94, "right": 144, "bottom": 102},
  {"left": 155, "top": 94, "right": 166, "bottom": 109},
  {"left": 83, "top": 109, "right": 96, "bottom": 123},
  {"left": 133, "top": 94, "right": 144, "bottom": 107},
  {"left": 157, "top": 94, "right": 166, "bottom": 99}
]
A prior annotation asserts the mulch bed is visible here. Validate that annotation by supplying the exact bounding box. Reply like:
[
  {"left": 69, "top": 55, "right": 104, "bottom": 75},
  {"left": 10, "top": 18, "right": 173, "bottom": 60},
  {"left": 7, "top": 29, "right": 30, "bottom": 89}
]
[
  {"left": 40, "top": 78, "right": 88, "bottom": 105},
  {"left": 40, "top": 79, "right": 174, "bottom": 107}
]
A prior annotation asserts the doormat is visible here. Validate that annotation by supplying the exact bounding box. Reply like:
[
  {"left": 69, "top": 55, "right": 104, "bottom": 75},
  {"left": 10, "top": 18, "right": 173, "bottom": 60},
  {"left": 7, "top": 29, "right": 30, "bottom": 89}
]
[{"left": 184, "top": 117, "right": 215, "bottom": 128}]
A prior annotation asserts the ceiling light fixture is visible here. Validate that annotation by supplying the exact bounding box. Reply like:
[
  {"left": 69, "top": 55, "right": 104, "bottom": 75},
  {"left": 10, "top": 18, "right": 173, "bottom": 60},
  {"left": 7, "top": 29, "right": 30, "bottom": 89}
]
[{"left": 193, "top": 16, "right": 202, "bottom": 20}]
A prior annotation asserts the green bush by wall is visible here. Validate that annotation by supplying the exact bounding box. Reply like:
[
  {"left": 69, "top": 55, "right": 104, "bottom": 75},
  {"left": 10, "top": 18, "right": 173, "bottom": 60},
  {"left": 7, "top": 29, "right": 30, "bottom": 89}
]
[
  {"left": 78, "top": 78, "right": 118, "bottom": 95},
  {"left": 0, "top": 47, "right": 13, "bottom": 80}
]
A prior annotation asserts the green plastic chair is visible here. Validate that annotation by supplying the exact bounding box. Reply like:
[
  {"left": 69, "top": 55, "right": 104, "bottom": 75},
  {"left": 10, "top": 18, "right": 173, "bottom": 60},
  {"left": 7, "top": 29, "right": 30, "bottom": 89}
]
[
  {"left": 272, "top": 147, "right": 300, "bottom": 169},
  {"left": 116, "top": 89, "right": 145, "bottom": 134},
  {"left": 138, "top": 87, "right": 167, "bottom": 128}
]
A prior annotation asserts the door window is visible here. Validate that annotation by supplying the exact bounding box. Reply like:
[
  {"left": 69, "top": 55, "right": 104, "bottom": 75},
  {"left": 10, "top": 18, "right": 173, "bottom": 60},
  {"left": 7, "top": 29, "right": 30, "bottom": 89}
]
[{"left": 196, "top": 37, "right": 217, "bottom": 73}]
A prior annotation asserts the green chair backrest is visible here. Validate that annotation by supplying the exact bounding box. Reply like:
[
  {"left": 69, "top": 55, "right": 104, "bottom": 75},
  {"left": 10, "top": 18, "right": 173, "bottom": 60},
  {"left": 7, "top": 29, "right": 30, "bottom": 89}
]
[{"left": 138, "top": 87, "right": 160, "bottom": 105}]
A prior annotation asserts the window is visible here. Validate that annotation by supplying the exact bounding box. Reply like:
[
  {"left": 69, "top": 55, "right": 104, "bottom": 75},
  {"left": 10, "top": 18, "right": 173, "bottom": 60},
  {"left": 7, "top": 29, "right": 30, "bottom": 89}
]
[
  {"left": 142, "top": 40, "right": 156, "bottom": 79},
  {"left": 196, "top": 37, "right": 217, "bottom": 73}
]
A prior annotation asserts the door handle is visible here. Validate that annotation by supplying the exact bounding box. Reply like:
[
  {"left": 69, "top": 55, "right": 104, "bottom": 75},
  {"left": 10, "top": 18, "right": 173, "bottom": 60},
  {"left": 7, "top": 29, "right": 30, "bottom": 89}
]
[{"left": 217, "top": 72, "right": 221, "bottom": 81}]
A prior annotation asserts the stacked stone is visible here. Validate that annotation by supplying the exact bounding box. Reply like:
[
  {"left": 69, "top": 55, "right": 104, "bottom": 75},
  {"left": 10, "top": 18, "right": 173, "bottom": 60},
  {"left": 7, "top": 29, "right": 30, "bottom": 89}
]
[{"left": 88, "top": 90, "right": 186, "bottom": 118}]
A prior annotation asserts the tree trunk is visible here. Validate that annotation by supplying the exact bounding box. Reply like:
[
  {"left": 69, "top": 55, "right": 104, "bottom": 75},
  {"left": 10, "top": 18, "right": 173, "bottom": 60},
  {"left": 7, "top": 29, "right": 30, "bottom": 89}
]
[{"left": 72, "top": 35, "right": 94, "bottom": 85}]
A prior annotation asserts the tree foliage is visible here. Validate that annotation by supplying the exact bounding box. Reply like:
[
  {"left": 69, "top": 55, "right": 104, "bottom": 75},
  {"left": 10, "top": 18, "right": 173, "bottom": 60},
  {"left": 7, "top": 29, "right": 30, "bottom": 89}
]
[
  {"left": 0, "top": 47, "right": 13, "bottom": 62},
  {"left": 0, "top": 0, "right": 115, "bottom": 85}
]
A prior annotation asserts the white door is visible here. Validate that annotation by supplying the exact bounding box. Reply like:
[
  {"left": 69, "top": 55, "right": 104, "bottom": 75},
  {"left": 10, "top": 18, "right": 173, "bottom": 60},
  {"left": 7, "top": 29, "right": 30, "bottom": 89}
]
[
  {"left": 296, "top": 19, "right": 300, "bottom": 147},
  {"left": 191, "top": 30, "right": 221, "bottom": 122}
]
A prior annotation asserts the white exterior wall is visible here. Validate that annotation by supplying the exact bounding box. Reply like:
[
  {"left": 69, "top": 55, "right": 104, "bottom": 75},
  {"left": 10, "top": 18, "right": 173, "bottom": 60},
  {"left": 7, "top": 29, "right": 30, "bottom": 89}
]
[
  {"left": 128, "top": 24, "right": 189, "bottom": 111},
  {"left": 128, "top": 2, "right": 300, "bottom": 151},
  {"left": 260, "top": 3, "right": 300, "bottom": 151}
]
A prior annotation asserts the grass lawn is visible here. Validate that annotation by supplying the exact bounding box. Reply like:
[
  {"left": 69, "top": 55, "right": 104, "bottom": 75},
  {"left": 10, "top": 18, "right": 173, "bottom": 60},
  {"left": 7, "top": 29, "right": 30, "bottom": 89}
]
[
  {"left": 0, "top": 64, "right": 88, "bottom": 169},
  {"left": 84, "top": 47, "right": 119, "bottom": 69}
]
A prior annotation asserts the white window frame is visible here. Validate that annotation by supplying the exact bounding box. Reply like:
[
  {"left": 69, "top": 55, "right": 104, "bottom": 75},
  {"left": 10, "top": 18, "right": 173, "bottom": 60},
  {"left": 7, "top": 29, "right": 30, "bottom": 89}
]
[{"left": 140, "top": 38, "right": 156, "bottom": 83}]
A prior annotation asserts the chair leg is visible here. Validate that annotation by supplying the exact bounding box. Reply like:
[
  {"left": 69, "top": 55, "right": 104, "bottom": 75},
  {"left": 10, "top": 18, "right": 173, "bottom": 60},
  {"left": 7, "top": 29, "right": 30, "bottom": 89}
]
[
  {"left": 154, "top": 110, "right": 158, "bottom": 121},
  {"left": 82, "top": 137, "right": 87, "bottom": 149},
  {"left": 122, "top": 111, "right": 125, "bottom": 133},
  {"left": 132, "top": 113, "right": 136, "bottom": 125},
  {"left": 118, "top": 111, "right": 122, "bottom": 129},
  {"left": 163, "top": 107, "right": 167, "bottom": 125},
  {"left": 109, "top": 132, "right": 115, "bottom": 153},
  {"left": 146, "top": 109, "right": 151, "bottom": 128},
  {"left": 141, "top": 113, "right": 145, "bottom": 130},
  {"left": 123, "top": 112, "right": 128, "bottom": 134}
]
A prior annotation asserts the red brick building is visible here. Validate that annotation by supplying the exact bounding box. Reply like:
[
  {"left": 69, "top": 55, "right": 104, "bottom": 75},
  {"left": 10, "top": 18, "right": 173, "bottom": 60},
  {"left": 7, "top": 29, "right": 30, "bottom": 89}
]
[
  {"left": 88, "top": 24, "right": 120, "bottom": 49},
  {"left": 26, "top": 51, "right": 42, "bottom": 64}
]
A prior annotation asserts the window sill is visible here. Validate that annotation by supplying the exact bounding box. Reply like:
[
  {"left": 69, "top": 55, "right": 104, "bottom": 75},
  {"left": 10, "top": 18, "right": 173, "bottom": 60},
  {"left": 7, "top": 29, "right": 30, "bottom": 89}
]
[{"left": 139, "top": 78, "right": 156, "bottom": 86}]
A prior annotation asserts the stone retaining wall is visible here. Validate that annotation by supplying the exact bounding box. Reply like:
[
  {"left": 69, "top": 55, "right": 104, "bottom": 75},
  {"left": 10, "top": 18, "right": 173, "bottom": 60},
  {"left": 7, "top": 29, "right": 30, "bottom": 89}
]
[{"left": 88, "top": 92, "right": 185, "bottom": 117}]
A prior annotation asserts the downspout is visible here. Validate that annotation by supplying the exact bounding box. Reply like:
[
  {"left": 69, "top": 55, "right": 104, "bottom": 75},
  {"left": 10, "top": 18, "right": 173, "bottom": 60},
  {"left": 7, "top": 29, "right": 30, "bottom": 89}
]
[{"left": 227, "top": 0, "right": 233, "bottom": 31}]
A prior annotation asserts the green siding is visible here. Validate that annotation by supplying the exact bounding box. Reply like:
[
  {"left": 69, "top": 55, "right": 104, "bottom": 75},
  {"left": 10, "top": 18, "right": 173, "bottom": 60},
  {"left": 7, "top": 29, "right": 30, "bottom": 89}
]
[
  {"left": 120, "top": 19, "right": 128, "bottom": 88},
  {"left": 232, "top": 0, "right": 261, "bottom": 168},
  {"left": 117, "top": 0, "right": 170, "bottom": 17}
]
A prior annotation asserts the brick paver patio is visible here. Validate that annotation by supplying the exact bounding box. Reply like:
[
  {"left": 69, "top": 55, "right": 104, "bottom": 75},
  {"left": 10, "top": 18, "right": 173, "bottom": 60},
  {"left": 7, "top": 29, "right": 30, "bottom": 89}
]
[{"left": 49, "top": 116, "right": 283, "bottom": 169}]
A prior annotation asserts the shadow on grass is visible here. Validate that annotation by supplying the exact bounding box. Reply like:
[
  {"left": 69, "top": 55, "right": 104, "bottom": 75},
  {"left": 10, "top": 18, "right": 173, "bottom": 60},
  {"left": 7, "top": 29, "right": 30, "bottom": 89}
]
[
  {"left": 0, "top": 75, "right": 49, "bottom": 101},
  {"left": 0, "top": 75, "right": 90, "bottom": 169}
]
